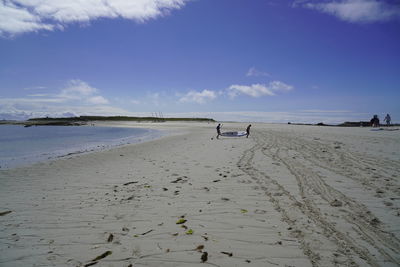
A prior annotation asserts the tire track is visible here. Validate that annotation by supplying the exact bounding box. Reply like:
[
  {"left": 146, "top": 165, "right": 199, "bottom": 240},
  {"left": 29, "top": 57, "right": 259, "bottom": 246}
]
[
  {"left": 270, "top": 130, "right": 400, "bottom": 195},
  {"left": 238, "top": 142, "right": 359, "bottom": 266},
  {"left": 238, "top": 130, "right": 400, "bottom": 266},
  {"left": 255, "top": 131, "right": 400, "bottom": 265}
]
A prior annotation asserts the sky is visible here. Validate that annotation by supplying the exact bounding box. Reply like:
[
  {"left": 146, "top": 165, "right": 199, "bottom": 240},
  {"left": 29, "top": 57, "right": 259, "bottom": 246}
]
[{"left": 0, "top": 0, "right": 399, "bottom": 123}]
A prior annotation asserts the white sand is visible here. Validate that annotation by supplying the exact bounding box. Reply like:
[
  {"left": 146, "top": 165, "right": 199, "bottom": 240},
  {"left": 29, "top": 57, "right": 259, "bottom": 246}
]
[{"left": 1, "top": 122, "right": 399, "bottom": 266}]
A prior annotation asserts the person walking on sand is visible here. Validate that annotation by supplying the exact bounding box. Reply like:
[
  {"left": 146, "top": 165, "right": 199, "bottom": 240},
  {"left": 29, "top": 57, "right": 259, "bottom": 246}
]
[
  {"left": 246, "top": 124, "right": 252, "bottom": 138},
  {"left": 370, "top": 115, "right": 380, "bottom": 128},
  {"left": 216, "top": 123, "right": 222, "bottom": 139},
  {"left": 384, "top": 114, "right": 391, "bottom": 126}
]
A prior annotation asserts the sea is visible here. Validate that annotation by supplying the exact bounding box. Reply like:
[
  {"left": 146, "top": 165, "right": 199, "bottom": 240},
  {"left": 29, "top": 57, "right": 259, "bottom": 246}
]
[{"left": 0, "top": 125, "right": 164, "bottom": 170}]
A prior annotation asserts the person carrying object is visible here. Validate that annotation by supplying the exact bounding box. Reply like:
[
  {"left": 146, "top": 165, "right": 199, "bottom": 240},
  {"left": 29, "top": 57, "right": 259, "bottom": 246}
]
[
  {"left": 384, "top": 114, "right": 391, "bottom": 126},
  {"left": 216, "top": 123, "right": 222, "bottom": 139},
  {"left": 246, "top": 124, "right": 252, "bottom": 138}
]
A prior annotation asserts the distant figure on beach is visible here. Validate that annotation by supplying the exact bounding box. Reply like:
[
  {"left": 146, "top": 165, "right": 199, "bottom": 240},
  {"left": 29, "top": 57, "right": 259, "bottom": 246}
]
[
  {"left": 216, "top": 123, "right": 222, "bottom": 139},
  {"left": 384, "top": 114, "right": 391, "bottom": 126},
  {"left": 246, "top": 124, "right": 252, "bottom": 138},
  {"left": 370, "top": 115, "right": 380, "bottom": 127}
]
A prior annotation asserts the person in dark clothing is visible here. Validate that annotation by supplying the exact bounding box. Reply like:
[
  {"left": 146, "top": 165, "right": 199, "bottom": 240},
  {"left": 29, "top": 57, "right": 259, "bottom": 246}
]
[
  {"left": 246, "top": 124, "right": 252, "bottom": 138},
  {"left": 370, "top": 115, "right": 380, "bottom": 127},
  {"left": 216, "top": 123, "right": 222, "bottom": 139}
]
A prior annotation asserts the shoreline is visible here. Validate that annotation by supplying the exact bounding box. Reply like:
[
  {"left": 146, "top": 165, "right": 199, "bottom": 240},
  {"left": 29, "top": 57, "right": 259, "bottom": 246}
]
[
  {"left": 0, "top": 123, "right": 174, "bottom": 170},
  {"left": 1, "top": 122, "right": 399, "bottom": 266}
]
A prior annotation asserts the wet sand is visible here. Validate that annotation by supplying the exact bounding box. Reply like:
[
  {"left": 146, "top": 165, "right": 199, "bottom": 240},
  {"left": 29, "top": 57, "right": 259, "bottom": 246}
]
[{"left": 1, "top": 122, "right": 399, "bottom": 266}]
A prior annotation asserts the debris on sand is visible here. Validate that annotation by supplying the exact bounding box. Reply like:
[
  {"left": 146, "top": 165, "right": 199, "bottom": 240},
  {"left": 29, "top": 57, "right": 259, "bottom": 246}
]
[
  {"left": 383, "top": 201, "right": 393, "bottom": 206},
  {"left": 221, "top": 251, "right": 233, "bottom": 257},
  {"left": 176, "top": 218, "right": 187, "bottom": 224},
  {"left": 186, "top": 229, "right": 194, "bottom": 235},
  {"left": 127, "top": 195, "right": 135, "bottom": 200},
  {"left": 91, "top": 250, "right": 112, "bottom": 262},
  {"left": 370, "top": 218, "right": 380, "bottom": 227},
  {"left": 201, "top": 235, "right": 209, "bottom": 241},
  {"left": 107, "top": 233, "right": 114, "bottom": 243},
  {"left": 201, "top": 251, "right": 208, "bottom": 262},
  {"left": 140, "top": 229, "right": 154, "bottom": 235},
  {"left": 195, "top": 245, "right": 204, "bottom": 251},
  {"left": 171, "top": 178, "right": 183, "bottom": 183},
  {"left": 0, "top": 210, "right": 12, "bottom": 216},
  {"left": 330, "top": 199, "right": 343, "bottom": 207},
  {"left": 123, "top": 181, "right": 138, "bottom": 186}
]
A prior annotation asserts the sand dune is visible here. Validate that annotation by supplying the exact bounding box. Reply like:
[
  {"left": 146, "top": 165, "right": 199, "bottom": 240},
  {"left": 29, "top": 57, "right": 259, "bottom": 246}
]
[{"left": 1, "top": 122, "right": 399, "bottom": 266}]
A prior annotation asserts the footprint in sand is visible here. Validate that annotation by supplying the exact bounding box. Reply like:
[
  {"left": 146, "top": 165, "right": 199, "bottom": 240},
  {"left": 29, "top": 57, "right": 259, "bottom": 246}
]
[
  {"left": 383, "top": 201, "right": 393, "bottom": 207},
  {"left": 254, "top": 209, "right": 267, "bottom": 214}
]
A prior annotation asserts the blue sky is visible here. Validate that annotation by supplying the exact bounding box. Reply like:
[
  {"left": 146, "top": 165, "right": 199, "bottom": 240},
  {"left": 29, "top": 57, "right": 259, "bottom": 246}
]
[{"left": 1, "top": 0, "right": 399, "bottom": 123}]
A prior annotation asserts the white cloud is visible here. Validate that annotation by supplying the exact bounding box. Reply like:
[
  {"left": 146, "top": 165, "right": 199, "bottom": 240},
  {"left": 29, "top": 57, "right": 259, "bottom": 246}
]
[
  {"left": 0, "top": 96, "right": 131, "bottom": 120},
  {"left": 296, "top": 0, "right": 400, "bottom": 23},
  {"left": 228, "top": 84, "right": 274, "bottom": 98},
  {"left": 87, "top": 95, "right": 109, "bottom": 104},
  {"left": 0, "top": 2, "right": 54, "bottom": 36},
  {"left": 228, "top": 81, "right": 293, "bottom": 98},
  {"left": 269, "top": 81, "right": 293, "bottom": 92},
  {"left": 246, "top": 67, "right": 270, "bottom": 77},
  {"left": 0, "top": 97, "right": 65, "bottom": 104},
  {"left": 0, "top": 0, "right": 188, "bottom": 36},
  {"left": 0, "top": 79, "right": 114, "bottom": 120},
  {"left": 0, "top": 80, "right": 107, "bottom": 105},
  {"left": 60, "top": 79, "right": 98, "bottom": 99},
  {"left": 179, "top": 89, "right": 217, "bottom": 104}
]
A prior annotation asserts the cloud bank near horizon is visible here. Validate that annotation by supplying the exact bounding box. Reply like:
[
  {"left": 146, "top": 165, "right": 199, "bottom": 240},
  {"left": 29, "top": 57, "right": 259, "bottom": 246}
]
[
  {"left": 0, "top": 78, "right": 371, "bottom": 124},
  {"left": 170, "top": 110, "right": 369, "bottom": 124},
  {"left": 0, "top": 79, "right": 116, "bottom": 119},
  {"left": 0, "top": 77, "right": 297, "bottom": 120},
  {"left": 0, "top": 0, "right": 188, "bottom": 36}
]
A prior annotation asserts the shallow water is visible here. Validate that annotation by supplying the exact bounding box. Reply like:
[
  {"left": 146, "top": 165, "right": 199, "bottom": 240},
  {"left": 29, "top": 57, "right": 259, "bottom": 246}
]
[{"left": 0, "top": 125, "right": 162, "bottom": 169}]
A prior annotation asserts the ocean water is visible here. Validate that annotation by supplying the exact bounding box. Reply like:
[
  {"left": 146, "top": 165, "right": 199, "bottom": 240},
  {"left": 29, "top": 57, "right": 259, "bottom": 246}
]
[{"left": 0, "top": 125, "right": 163, "bottom": 169}]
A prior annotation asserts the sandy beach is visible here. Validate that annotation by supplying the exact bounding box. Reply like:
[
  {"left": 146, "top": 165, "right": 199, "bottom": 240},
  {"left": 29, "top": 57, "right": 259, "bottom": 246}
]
[{"left": 1, "top": 122, "right": 399, "bottom": 267}]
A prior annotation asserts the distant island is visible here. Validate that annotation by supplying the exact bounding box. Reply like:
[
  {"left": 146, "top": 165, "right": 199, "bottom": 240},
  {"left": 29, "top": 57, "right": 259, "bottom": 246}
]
[{"left": 0, "top": 116, "right": 216, "bottom": 127}]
